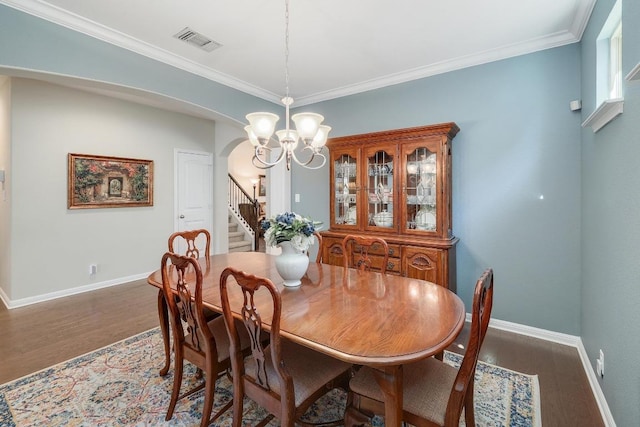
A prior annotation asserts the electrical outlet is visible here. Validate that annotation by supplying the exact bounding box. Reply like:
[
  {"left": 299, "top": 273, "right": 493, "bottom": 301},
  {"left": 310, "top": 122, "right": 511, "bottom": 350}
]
[
  {"left": 596, "top": 349, "right": 604, "bottom": 377},
  {"left": 89, "top": 264, "right": 98, "bottom": 275}
]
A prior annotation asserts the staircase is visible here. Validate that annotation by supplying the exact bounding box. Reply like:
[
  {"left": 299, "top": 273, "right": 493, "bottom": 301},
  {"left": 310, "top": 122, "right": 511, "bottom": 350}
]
[
  {"left": 228, "top": 214, "right": 252, "bottom": 252},
  {"left": 227, "top": 173, "right": 259, "bottom": 253}
]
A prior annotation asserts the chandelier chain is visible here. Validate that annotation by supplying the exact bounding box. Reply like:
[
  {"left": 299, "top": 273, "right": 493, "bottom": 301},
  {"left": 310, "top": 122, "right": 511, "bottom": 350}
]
[
  {"left": 284, "top": 0, "right": 290, "bottom": 100},
  {"left": 244, "top": 0, "right": 329, "bottom": 171}
]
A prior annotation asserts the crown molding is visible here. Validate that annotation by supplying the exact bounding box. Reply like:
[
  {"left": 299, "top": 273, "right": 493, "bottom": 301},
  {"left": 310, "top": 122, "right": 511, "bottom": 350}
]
[
  {"left": 1, "top": 0, "right": 593, "bottom": 107},
  {"left": 0, "top": 0, "right": 282, "bottom": 104},
  {"left": 570, "top": 0, "right": 598, "bottom": 40},
  {"left": 296, "top": 30, "right": 579, "bottom": 106}
]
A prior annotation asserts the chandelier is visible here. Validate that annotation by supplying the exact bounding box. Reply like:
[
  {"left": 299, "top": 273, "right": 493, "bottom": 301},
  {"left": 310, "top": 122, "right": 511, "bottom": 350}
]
[{"left": 244, "top": 0, "right": 330, "bottom": 171}]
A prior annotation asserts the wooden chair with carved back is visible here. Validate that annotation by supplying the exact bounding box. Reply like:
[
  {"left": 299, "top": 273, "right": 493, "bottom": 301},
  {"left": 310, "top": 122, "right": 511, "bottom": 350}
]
[
  {"left": 158, "top": 229, "right": 217, "bottom": 376},
  {"left": 341, "top": 234, "right": 389, "bottom": 274},
  {"left": 219, "top": 267, "right": 352, "bottom": 427},
  {"left": 160, "top": 252, "right": 252, "bottom": 427},
  {"left": 168, "top": 228, "right": 211, "bottom": 260},
  {"left": 344, "top": 268, "right": 494, "bottom": 427}
]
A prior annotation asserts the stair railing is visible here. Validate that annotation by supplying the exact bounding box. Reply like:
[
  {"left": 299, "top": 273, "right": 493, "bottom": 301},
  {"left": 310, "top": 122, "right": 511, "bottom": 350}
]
[{"left": 228, "top": 174, "right": 260, "bottom": 251}]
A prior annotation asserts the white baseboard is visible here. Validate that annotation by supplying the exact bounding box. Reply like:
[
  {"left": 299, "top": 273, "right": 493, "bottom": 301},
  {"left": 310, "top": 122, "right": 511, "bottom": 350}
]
[
  {"left": 0, "top": 272, "right": 152, "bottom": 309},
  {"left": 483, "top": 315, "right": 582, "bottom": 346},
  {"left": 478, "top": 315, "right": 616, "bottom": 427},
  {"left": 0, "top": 286, "right": 10, "bottom": 308},
  {"left": 576, "top": 339, "right": 617, "bottom": 426}
]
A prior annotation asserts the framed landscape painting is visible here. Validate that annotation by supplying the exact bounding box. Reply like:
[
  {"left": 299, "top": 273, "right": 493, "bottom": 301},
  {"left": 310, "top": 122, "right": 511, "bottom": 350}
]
[{"left": 68, "top": 153, "right": 154, "bottom": 209}]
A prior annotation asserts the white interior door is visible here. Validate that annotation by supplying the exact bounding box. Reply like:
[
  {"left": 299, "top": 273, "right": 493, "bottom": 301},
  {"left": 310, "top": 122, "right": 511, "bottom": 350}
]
[{"left": 175, "top": 150, "right": 213, "bottom": 254}]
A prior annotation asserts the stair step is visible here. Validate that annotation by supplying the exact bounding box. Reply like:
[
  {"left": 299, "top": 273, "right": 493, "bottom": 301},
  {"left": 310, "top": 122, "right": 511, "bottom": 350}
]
[
  {"left": 228, "top": 230, "right": 246, "bottom": 243},
  {"left": 227, "top": 213, "right": 252, "bottom": 252},
  {"left": 229, "top": 240, "right": 252, "bottom": 252}
]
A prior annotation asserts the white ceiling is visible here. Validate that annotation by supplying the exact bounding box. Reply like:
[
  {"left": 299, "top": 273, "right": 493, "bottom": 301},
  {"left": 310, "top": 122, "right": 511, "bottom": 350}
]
[{"left": 3, "top": 0, "right": 595, "bottom": 106}]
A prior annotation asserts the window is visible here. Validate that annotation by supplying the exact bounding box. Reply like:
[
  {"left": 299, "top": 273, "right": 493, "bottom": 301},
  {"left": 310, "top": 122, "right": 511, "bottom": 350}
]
[
  {"left": 596, "top": 0, "right": 622, "bottom": 104},
  {"left": 583, "top": 0, "right": 623, "bottom": 132},
  {"left": 607, "top": 21, "right": 622, "bottom": 100}
]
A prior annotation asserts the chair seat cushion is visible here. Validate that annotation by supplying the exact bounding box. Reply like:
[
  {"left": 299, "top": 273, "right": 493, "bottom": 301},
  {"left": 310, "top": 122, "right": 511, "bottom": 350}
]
[
  {"left": 349, "top": 356, "right": 457, "bottom": 425},
  {"left": 185, "top": 316, "right": 252, "bottom": 363},
  {"left": 245, "top": 338, "right": 351, "bottom": 407}
]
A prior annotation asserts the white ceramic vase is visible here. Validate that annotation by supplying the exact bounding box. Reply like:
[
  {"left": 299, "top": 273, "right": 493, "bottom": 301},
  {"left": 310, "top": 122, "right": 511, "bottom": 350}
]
[{"left": 275, "top": 241, "right": 309, "bottom": 287}]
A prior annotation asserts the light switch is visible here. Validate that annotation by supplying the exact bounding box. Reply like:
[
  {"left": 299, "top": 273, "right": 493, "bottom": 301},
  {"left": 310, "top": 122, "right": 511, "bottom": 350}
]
[{"left": 295, "top": 193, "right": 300, "bottom": 203}]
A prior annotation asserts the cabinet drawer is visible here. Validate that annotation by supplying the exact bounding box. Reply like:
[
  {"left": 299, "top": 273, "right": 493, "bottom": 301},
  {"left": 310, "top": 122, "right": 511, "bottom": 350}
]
[
  {"left": 402, "top": 246, "right": 444, "bottom": 285},
  {"left": 353, "top": 242, "right": 401, "bottom": 258},
  {"left": 351, "top": 254, "right": 400, "bottom": 274}
]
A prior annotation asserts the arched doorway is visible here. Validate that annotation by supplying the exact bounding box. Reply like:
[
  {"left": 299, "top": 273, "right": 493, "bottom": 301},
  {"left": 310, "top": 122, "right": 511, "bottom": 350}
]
[{"left": 228, "top": 140, "right": 268, "bottom": 252}]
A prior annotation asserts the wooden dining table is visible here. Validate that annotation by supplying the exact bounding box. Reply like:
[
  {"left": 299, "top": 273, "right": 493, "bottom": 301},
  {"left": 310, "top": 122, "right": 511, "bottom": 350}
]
[{"left": 147, "top": 252, "right": 465, "bottom": 427}]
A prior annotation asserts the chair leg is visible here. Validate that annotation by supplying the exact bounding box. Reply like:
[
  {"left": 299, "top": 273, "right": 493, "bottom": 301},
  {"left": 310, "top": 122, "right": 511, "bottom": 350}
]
[
  {"left": 157, "top": 290, "right": 171, "bottom": 376},
  {"left": 281, "top": 413, "right": 294, "bottom": 427},
  {"left": 231, "top": 380, "right": 244, "bottom": 427},
  {"left": 166, "top": 345, "right": 184, "bottom": 421},
  {"left": 200, "top": 370, "right": 214, "bottom": 427},
  {"left": 464, "top": 380, "right": 476, "bottom": 427},
  {"left": 199, "top": 356, "right": 218, "bottom": 427}
]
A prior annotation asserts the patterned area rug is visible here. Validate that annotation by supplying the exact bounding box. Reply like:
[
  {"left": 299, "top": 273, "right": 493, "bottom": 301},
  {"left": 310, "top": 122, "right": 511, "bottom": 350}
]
[{"left": 0, "top": 328, "right": 541, "bottom": 426}]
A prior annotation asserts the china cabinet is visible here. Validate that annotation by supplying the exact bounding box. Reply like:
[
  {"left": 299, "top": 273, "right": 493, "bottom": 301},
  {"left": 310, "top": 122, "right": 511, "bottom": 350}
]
[{"left": 320, "top": 123, "right": 459, "bottom": 290}]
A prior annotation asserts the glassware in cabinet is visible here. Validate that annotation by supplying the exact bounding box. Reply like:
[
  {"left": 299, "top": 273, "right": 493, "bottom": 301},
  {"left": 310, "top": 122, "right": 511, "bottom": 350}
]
[
  {"left": 331, "top": 151, "right": 358, "bottom": 227},
  {"left": 364, "top": 148, "right": 395, "bottom": 230},
  {"left": 405, "top": 147, "right": 437, "bottom": 232}
]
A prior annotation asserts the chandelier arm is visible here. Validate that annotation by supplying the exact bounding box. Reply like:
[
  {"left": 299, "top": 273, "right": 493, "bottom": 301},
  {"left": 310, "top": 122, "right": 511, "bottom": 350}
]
[
  {"left": 253, "top": 154, "right": 275, "bottom": 170},
  {"left": 253, "top": 144, "right": 288, "bottom": 169},
  {"left": 289, "top": 146, "right": 327, "bottom": 170}
]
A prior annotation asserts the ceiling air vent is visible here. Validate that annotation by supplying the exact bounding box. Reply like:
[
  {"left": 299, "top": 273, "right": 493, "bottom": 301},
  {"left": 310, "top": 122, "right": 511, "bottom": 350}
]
[{"left": 173, "top": 27, "right": 222, "bottom": 52}]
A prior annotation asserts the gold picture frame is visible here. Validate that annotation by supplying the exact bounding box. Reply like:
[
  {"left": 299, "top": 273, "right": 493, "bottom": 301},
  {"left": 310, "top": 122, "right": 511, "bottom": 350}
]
[
  {"left": 258, "top": 174, "right": 266, "bottom": 197},
  {"left": 68, "top": 153, "right": 154, "bottom": 209}
]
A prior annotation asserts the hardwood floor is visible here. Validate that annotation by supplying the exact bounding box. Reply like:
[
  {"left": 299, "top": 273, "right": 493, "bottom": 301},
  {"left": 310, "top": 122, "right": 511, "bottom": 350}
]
[
  {"left": 0, "top": 279, "right": 604, "bottom": 426},
  {"left": 0, "top": 281, "right": 159, "bottom": 385},
  {"left": 451, "top": 325, "right": 604, "bottom": 426}
]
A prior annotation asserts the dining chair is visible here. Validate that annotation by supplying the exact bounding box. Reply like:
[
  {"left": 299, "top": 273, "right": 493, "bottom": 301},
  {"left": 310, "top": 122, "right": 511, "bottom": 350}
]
[
  {"left": 341, "top": 234, "right": 389, "bottom": 273},
  {"left": 158, "top": 229, "right": 218, "bottom": 377},
  {"left": 219, "top": 266, "right": 352, "bottom": 427},
  {"left": 161, "top": 252, "right": 252, "bottom": 427},
  {"left": 168, "top": 228, "right": 211, "bottom": 259},
  {"left": 344, "top": 268, "right": 494, "bottom": 427}
]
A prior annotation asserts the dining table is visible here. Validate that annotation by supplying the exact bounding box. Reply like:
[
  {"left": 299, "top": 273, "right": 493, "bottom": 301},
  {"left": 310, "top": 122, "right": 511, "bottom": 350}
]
[{"left": 147, "top": 252, "right": 465, "bottom": 427}]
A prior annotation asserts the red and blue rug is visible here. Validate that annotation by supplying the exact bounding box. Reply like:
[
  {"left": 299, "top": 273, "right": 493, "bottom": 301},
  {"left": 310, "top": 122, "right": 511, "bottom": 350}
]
[{"left": 0, "top": 328, "right": 540, "bottom": 426}]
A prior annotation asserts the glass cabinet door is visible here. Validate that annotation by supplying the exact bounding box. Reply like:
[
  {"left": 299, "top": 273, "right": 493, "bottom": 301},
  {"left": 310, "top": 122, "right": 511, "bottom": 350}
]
[
  {"left": 405, "top": 146, "right": 437, "bottom": 232},
  {"left": 332, "top": 152, "right": 358, "bottom": 227},
  {"left": 364, "top": 148, "right": 395, "bottom": 230}
]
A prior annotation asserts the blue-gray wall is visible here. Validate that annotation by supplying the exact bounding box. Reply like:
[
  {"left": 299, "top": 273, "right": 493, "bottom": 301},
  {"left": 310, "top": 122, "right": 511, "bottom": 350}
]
[
  {"left": 580, "top": 0, "right": 640, "bottom": 425},
  {"left": 0, "top": 3, "right": 275, "bottom": 124},
  {"left": 294, "top": 45, "right": 583, "bottom": 334},
  {"left": 2, "top": 1, "right": 639, "bottom": 423}
]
